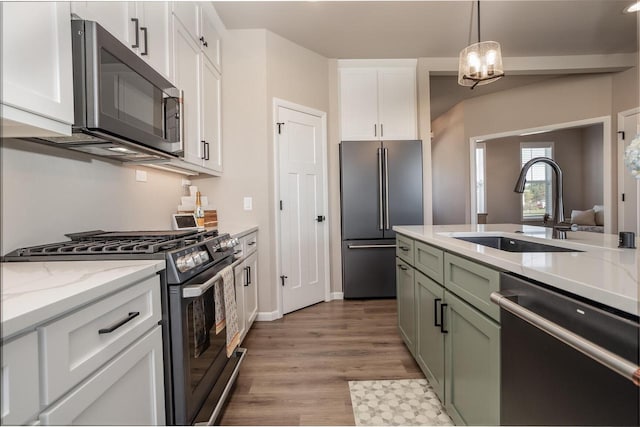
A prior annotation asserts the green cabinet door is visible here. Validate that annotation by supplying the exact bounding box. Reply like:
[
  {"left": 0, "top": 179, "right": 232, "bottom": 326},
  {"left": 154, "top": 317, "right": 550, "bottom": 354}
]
[
  {"left": 415, "top": 271, "right": 446, "bottom": 402},
  {"left": 396, "top": 258, "right": 416, "bottom": 355},
  {"left": 444, "top": 291, "right": 500, "bottom": 426}
]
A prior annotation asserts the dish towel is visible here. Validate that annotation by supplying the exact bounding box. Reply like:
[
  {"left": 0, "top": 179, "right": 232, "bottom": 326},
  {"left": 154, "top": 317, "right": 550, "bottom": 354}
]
[
  {"left": 214, "top": 277, "right": 226, "bottom": 334},
  {"left": 220, "top": 265, "right": 240, "bottom": 357}
]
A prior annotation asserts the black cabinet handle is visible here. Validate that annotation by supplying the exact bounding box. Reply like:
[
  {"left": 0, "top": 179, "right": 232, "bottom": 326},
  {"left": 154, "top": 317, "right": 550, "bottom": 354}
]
[
  {"left": 99, "top": 312, "right": 140, "bottom": 334},
  {"left": 434, "top": 298, "right": 442, "bottom": 327},
  {"left": 244, "top": 266, "right": 250, "bottom": 286},
  {"left": 440, "top": 303, "right": 448, "bottom": 334},
  {"left": 248, "top": 241, "right": 256, "bottom": 246},
  {"left": 140, "top": 26, "right": 148, "bottom": 56},
  {"left": 248, "top": 266, "right": 251, "bottom": 285},
  {"left": 131, "top": 18, "right": 139, "bottom": 48},
  {"left": 399, "top": 246, "right": 409, "bottom": 251},
  {"left": 398, "top": 264, "right": 408, "bottom": 271}
]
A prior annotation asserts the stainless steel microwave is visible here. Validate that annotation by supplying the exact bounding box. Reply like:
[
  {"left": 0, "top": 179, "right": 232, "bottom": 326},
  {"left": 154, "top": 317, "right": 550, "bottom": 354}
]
[{"left": 36, "top": 19, "right": 183, "bottom": 162}]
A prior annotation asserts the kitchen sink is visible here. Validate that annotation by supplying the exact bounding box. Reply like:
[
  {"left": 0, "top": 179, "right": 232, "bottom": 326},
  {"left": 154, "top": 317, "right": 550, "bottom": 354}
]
[{"left": 454, "top": 236, "right": 582, "bottom": 253}]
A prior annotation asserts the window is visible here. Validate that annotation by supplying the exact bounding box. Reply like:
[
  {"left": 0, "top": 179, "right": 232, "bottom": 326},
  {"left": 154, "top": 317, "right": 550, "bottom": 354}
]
[
  {"left": 520, "top": 143, "right": 553, "bottom": 220},
  {"left": 476, "top": 144, "right": 487, "bottom": 214}
]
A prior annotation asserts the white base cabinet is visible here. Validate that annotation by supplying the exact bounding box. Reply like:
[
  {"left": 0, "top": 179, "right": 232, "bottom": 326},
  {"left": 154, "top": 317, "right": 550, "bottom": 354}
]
[
  {"left": 1, "top": 332, "right": 40, "bottom": 425},
  {"left": 233, "top": 230, "right": 259, "bottom": 342},
  {"left": 1, "top": 2, "right": 73, "bottom": 137},
  {"left": 39, "top": 327, "right": 165, "bottom": 426}
]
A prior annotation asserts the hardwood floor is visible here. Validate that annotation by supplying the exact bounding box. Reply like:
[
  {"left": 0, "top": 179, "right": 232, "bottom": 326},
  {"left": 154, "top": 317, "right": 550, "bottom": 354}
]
[{"left": 219, "top": 299, "right": 423, "bottom": 426}]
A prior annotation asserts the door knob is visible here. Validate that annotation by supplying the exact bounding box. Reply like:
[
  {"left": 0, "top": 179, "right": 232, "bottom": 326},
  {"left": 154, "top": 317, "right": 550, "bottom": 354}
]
[{"left": 316, "top": 215, "right": 326, "bottom": 222}]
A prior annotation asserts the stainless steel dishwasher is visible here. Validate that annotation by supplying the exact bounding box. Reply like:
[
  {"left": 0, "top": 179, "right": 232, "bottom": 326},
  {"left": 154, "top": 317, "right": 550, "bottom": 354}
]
[{"left": 493, "top": 273, "right": 639, "bottom": 426}]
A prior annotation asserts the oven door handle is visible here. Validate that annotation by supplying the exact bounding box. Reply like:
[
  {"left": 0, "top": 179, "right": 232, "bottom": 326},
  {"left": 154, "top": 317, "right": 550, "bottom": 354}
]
[
  {"left": 182, "top": 258, "right": 244, "bottom": 298},
  {"left": 490, "top": 291, "right": 640, "bottom": 387}
]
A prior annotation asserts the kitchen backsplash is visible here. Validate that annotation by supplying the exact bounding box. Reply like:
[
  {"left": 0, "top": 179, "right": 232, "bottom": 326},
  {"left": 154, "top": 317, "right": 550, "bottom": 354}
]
[{"left": 1, "top": 139, "right": 185, "bottom": 254}]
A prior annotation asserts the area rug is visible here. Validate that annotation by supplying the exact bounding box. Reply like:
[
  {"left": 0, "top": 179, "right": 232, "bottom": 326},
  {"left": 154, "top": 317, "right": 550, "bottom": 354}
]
[{"left": 348, "top": 379, "right": 454, "bottom": 426}]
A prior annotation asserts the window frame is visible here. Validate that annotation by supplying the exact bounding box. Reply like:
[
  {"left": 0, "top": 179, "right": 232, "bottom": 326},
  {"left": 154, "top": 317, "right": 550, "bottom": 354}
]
[{"left": 520, "top": 142, "right": 555, "bottom": 221}]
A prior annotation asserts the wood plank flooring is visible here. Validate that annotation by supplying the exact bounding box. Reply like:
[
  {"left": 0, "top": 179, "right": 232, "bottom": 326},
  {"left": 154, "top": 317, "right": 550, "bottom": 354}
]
[{"left": 219, "top": 299, "right": 423, "bottom": 426}]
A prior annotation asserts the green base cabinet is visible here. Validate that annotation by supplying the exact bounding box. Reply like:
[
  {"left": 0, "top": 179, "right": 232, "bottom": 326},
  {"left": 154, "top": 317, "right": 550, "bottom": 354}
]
[
  {"left": 445, "top": 290, "right": 501, "bottom": 426},
  {"left": 396, "top": 258, "right": 416, "bottom": 355},
  {"left": 415, "top": 271, "right": 445, "bottom": 402}
]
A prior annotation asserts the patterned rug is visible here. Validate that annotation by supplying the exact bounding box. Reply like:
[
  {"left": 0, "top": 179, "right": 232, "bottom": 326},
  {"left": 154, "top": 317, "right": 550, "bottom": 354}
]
[{"left": 348, "top": 379, "right": 454, "bottom": 426}]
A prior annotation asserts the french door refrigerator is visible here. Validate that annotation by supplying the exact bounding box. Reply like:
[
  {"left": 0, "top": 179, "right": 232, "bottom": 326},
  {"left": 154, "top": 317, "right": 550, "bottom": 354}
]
[{"left": 340, "top": 140, "right": 423, "bottom": 298}]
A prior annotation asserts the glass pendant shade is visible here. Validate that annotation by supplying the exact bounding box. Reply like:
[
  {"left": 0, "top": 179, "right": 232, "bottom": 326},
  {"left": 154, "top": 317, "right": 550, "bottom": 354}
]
[{"left": 458, "top": 41, "right": 505, "bottom": 88}]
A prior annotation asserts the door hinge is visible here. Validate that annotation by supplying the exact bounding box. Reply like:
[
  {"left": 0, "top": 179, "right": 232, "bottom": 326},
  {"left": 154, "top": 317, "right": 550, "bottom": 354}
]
[
  {"left": 280, "top": 275, "right": 288, "bottom": 286},
  {"left": 276, "top": 122, "right": 285, "bottom": 134},
  {"left": 622, "top": 193, "right": 626, "bottom": 202},
  {"left": 280, "top": 200, "right": 283, "bottom": 210},
  {"left": 618, "top": 130, "right": 625, "bottom": 140}
]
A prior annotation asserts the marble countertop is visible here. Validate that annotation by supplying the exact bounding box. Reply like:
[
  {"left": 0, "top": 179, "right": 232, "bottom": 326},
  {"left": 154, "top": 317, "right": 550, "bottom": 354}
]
[
  {"left": 394, "top": 224, "right": 639, "bottom": 316},
  {"left": 215, "top": 223, "right": 258, "bottom": 238},
  {"left": 1, "top": 260, "right": 165, "bottom": 340}
]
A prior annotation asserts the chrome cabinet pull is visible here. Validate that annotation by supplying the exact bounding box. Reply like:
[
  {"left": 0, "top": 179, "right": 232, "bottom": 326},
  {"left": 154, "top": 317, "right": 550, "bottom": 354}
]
[
  {"left": 381, "top": 123, "right": 384, "bottom": 137},
  {"left": 99, "top": 311, "right": 140, "bottom": 334},
  {"left": 140, "top": 26, "right": 148, "bottom": 55},
  {"left": 374, "top": 124, "right": 377, "bottom": 137},
  {"left": 131, "top": 18, "right": 139, "bottom": 48},
  {"left": 491, "top": 292, "right": 640, "bottom": 386}
]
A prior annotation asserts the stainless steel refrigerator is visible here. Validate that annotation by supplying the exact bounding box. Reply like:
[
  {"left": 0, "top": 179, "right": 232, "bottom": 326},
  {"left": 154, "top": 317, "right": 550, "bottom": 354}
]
[{"left": 340, "top": 140, "right": 423, "bottom": 298}]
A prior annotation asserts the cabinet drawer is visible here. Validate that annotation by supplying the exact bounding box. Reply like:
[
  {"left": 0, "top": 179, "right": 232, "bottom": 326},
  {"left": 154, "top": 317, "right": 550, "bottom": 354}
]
[
  {"left": 40, "top": 275, "right": 161, "bottom": 405},
  {"left": 444, "top": 253, "right": 500, "bottom": 322},
  {"left": 239, "top": 231, "right": 258, "bottom": 256},
  {"left": 1, "top": 332, "right": 39, "bottom": 425},
  {"left": 39, "top": 326, "right": 165, "bottom": 426},
  {"left": 415, "top": 241, "right": 443, "bottom": 283},
  {"left": 396, "top": 234, "right": 414, "bottom": 265}
]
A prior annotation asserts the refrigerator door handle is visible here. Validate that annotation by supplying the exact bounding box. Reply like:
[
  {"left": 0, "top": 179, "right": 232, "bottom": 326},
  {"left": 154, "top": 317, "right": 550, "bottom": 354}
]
[
  {"left": 378, "top": 147, "right": 384, "bottom": 230},
  {"left": 384, "top": 147, "right": 390, "bottom": 230}
]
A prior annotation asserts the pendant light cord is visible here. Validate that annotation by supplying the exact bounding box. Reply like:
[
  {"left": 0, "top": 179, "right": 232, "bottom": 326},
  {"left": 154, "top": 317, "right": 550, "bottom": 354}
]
[{"left": 477, "top": 0, "right": 481, "bottom": 43}]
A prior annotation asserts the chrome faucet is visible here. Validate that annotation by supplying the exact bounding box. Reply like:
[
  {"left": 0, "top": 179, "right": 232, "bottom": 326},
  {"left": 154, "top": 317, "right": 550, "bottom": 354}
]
[{"left": 514, "top": 157, "right": 568, "bottom": 239}]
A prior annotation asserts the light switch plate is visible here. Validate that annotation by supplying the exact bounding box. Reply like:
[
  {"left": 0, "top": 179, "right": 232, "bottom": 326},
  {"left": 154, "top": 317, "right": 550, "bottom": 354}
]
[
  {"left": 135, "top": 169, "right": 147, "bottom": 182},
  {"left": 243, "top": 197, "right": 253, "bottom": 211}
]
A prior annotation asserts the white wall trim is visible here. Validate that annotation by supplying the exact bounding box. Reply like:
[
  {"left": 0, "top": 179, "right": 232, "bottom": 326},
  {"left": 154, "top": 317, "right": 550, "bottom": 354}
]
[
  {"left": 272, "top": 97, "right": 330, "bottom": 319},
  {"left": 255, "top": 310, "right": 280, "bottom": 322},
  {"left": 330, "top": 292, "right": 344, "bottom": 300},
  {"left": 424, "top": 53, "right": 637, "bottom": 75},
  {"left": 469, "top": 116, "right": 613, "bottom": 232},
  {"left": 338, "top": 58, "right": 417, "bottom": 68},
  {"left": 617, "top": 107, "right": 640, "bottom": 234}
]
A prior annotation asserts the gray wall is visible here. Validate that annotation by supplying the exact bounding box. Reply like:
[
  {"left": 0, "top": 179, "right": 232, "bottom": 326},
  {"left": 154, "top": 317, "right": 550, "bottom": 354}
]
[
  {"left": 483, "top": 126, "right": 603, "bottom": 225},
  {"left": 1, "top": 139, "right": 184, "bottom": 254},
  {"left": 431, "top": 71, "right": 637, "bottom": 229}
]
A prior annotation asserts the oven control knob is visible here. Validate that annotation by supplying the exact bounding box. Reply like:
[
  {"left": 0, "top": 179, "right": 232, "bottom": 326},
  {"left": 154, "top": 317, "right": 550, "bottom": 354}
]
[{"left": 176, "top": 256, "right": 189, "bottom": 272}]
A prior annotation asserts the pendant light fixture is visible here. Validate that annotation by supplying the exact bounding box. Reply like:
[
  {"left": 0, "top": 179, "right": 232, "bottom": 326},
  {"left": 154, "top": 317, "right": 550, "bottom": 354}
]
[{"left": 458, "top": 0, "right": 505, "bottom": 89}]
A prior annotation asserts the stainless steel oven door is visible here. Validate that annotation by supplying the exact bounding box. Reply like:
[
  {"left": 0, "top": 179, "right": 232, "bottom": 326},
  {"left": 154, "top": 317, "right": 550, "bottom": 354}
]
[
  {"left": 72, "top": 20, "right": 183, "bottom": 156},
  {"left": 168, "top": 257, "right": 236, "bottom": 425}
]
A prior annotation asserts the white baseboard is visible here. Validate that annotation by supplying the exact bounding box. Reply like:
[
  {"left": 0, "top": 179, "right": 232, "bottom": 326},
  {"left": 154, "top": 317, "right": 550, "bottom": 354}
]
[
  {"left": 256, "top": 310, "right": 280, "bottom": 321},
  {"left": 331, "top": 292, "right": 344, "bottom": 300}
]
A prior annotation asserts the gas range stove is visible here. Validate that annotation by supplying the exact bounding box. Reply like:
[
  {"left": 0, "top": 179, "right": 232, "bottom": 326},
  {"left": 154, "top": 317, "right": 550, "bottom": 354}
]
[{"left": 3, "top": 229, "right": 239, "bottom": 285}]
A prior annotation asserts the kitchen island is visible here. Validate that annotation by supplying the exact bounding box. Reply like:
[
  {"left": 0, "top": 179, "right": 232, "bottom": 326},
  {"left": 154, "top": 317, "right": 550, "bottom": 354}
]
[{"left": 393, "top": 224, "right": 639, "bottom": 426}]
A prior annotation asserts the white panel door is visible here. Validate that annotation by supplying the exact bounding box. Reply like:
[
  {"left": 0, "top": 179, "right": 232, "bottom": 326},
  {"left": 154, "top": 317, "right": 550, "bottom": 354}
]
[
  {"left": 244, "top": 251, "right": 258, "bottom": 329},
  {"left": 279, "top": 106, "right": 328, "bottom": 314},
  {"left": 70, "top": 2, "right": 133, "bottom": 47},
  {"left": 1, "top": 332, "right": 39, "bottom": 426},
  {"left": 137, "top": 2, "right": 172, "bottom": 81},
  {"left": 233, "top": 265, "right": 247, "bottom": 341},
  {"left": 619, "top": 110, "right": 640, "bottom": 234},
  {"left": 173, "top": 18, "right": 203, "bottom": 166},
  {"left": 339, "top": 68, "right": 379, "bottom": 141},
  {"left": 378, "top": 67, "right": 417, "bottom": 140}
]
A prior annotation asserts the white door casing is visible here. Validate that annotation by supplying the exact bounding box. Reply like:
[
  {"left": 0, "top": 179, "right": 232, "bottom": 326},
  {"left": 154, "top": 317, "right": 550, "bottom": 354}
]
[
  {"left": 276, "top": 101, "right": 330, "bottom": 315},
  {"left": 618, "top": 109, "right": 640, "bottom": 234}
]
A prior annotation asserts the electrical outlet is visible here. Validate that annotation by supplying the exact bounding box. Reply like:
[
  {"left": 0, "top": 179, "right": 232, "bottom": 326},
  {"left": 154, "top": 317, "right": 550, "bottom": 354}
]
[
  {"left": 135, "top": 169, "right": 147, "bottom": 182},
  {"left": 243, "top": 197, "right": 253, "bottom": 211}
]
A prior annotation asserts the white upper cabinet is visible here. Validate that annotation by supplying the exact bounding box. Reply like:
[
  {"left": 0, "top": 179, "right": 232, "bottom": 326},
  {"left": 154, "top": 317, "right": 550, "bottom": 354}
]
[
  {"left": 339, "top": 61, "right": 417, "bottom": 141},
  {"left": 172, "top": 2, "right": 221, "bottom": 72},
  {"left": 71, "top": 1, "right": 172, "bottom": 81},
  {"left": 202, "top": 56, "right": 222, "bottom": 172},
  {"left": 1, "top": 2, "right": 73, "bottom": 137}
]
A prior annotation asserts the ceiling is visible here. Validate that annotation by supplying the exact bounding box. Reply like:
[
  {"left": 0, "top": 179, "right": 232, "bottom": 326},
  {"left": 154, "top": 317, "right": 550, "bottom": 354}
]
[{"left": 213, "top": 1, "right": 639, "bottom": 119}]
